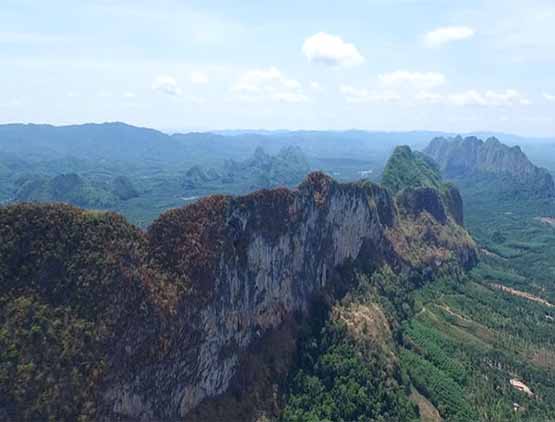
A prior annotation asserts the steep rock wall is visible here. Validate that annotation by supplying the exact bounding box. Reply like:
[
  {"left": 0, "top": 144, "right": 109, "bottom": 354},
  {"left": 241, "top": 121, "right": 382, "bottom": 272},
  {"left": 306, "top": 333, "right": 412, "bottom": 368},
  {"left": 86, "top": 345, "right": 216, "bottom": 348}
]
[{"left": 103, "top": 172, "right": 475, "bottom": 420}]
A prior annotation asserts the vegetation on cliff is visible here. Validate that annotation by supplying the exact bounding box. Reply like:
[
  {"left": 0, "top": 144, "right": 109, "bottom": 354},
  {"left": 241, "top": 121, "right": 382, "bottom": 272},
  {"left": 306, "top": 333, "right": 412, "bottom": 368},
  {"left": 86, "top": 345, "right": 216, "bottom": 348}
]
[
  {"left": 381, "top": 146, "right": 444, "bottom": 194},
  {"left": 0, "top": 204, "right": 150, "bottom": 420}
]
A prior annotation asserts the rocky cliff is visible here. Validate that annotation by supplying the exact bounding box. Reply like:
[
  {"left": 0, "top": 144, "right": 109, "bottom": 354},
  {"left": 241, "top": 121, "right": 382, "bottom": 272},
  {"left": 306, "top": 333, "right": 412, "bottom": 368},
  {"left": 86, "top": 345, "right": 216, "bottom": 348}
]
[
  {"left": 424, "top": 136, "right": 555, "bottom": 198},
  {"left": 0, "top": 154, "right": 476, "bottom": 421}
]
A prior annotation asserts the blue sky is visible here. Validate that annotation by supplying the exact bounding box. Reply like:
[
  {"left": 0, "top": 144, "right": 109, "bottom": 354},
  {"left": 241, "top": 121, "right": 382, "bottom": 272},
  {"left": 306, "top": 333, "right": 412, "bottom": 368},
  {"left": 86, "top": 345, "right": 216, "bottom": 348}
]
[{"left": 1, "top": 0, "right": 554, "bottom": 136}]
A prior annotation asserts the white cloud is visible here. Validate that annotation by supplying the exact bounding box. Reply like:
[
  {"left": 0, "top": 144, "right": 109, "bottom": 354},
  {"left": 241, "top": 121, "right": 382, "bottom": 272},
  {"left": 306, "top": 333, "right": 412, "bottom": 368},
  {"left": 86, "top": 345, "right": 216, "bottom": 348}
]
[
  {"left": 425, "top": 26, "right": 475, "bottom": 47},
  {"left": 446, "top": 89, "right": 529, "bottom": 106},
  {"left": 123, "top": 91, "right": 136, "bottom": 98},
  {"left": 466, "top": 0, "right": 555, "bottom": 64},
  {"left": 446, "top": 90, "right": 485, "bottom": 106},
  {"left": 544, "top": 93, "right": 555, "bottom": 102},
  {"left": 340, "top": 85, "right": 400, "bottom": 103},
  {"left": 379, "top": 71, "right": 446, "bottom": 89},
  {"left": 302, "top": 32, "right": 364, "bottom": 67},
  {"left": 415, "top": 91, "right": 444, "bottom": 104},
  {"left": 309, "top": 81, "right": 323, "bottom": 91},
  {"left": 191, "top": 71, "right": 209, "bottom": 84},
  {"left": 232, "top": 67, "right": 308, "bottom": 103},
  {"left": 152, "top": 75, "right": 182, "bottom": 96}
]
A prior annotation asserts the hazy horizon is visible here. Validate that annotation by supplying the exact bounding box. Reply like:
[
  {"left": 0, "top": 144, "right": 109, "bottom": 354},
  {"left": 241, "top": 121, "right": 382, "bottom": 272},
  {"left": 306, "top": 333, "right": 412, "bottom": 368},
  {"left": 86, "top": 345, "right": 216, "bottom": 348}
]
[{"left": 3, "top": 120, "right": 555, "bottom": 143}]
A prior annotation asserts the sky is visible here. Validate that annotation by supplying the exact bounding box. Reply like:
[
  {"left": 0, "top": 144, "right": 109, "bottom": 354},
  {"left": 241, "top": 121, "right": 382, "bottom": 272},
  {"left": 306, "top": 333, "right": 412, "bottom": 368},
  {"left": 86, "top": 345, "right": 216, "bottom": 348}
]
[{"left": 1, "top": 0, "right": 554, "bottom": 136}]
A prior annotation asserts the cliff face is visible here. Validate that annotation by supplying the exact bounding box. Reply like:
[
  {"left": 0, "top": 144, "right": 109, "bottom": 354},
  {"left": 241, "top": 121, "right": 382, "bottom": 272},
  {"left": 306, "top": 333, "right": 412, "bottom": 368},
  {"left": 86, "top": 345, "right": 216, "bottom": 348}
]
[
  {"left": 106, "top": 172, "right": 475, "bottom": 420},
  {"left": 0, "top": 171, "right": 476, "bottom": 421},
  {"left": 424, "top": 136, "right": 555, "bottom": 198}
]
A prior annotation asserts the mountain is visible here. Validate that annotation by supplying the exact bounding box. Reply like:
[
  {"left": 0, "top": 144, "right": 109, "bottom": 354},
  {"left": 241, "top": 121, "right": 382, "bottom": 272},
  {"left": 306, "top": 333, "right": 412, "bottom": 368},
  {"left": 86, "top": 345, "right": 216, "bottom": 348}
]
[
  {"left": 424, "top": 136, "right": 555, "bottom": 198},
  {"left": 0, "top": 147, "right": 475, "bottom": 421},
  {"left": 183, "top": 146, "right": 310, "bottom": 191},
  {"left": 222, "top": 145, "right": 310, "bottom": 188},
  {"left": 382, "top": 145, "right": 444, "bottom": 193},
  {"left": 111, "top": 175, "right": 140, "bottom": 201},
  {"left": 0, "top": 122, "right": 180, "bottom": 163},
  {"left": 382, "top": 145, "right": 465, "bottom": 225},
  {"left": 14, "top": 173, "right": 139, "bottom": 207}
]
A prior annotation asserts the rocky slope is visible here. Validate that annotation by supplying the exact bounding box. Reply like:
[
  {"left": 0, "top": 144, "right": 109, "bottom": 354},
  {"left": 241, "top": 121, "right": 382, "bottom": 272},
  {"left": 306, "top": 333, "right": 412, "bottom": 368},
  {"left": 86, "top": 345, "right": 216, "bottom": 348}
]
[
  {"left": 424, "top": 136, "right": 555, "bottom": 198},
  {"left": 0, "top": 147, "right": 476, "bottom": 421}
]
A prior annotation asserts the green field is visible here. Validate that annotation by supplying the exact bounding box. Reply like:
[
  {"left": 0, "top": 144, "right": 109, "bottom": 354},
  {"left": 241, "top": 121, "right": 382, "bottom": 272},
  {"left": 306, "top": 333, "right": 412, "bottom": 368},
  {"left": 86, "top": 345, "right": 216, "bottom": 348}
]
[{"left": 400, "top": 190, "right": 555, "bottom": 421}]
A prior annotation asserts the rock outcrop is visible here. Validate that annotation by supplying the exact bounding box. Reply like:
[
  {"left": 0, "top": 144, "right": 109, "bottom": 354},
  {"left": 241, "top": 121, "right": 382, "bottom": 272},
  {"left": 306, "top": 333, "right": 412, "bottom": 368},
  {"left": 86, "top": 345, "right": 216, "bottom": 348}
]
[
  {"left": 104, "top": 172, "right": 474, "bottom": 420},
  {"left": 0, "top": 168, "right": 476, "bottom": 421},
  {"left": 424, "top": 136, "right": 555, "bottom": 198}
]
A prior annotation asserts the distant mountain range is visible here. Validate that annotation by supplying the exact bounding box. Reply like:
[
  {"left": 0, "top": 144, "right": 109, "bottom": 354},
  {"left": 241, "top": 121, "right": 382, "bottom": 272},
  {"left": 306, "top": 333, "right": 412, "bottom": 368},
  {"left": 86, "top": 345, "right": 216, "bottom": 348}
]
[
  {"left": 183, "top": 146, "right": 310, "bottom": 191},
  {"left": 1, "top": 122, "right": 553, "bottom": 166},
  {"left": 2, "top": 122, "right": 555, "bottom": 224},
  {"left": 424, "top": 136, "right": 555, "bottom": 199}
]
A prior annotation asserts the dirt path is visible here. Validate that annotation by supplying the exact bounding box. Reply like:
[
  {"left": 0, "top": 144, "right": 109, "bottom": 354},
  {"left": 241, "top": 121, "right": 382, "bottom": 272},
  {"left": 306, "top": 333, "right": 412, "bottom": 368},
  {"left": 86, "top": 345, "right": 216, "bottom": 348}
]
[
  {"left": 480, "top": 248, "right": 505, "bottom": 259},
  {"left": 410, "top": 389, "right": 443, "bottom": 422},
  {"left": 490, "top": 283, "right": 554, "bottom": 308},
  {"left": 535, "top": 216, "right": 555, "bottom": 227},
  {"left": 436, "top": 304, "right": 473, "bottom": 323}
]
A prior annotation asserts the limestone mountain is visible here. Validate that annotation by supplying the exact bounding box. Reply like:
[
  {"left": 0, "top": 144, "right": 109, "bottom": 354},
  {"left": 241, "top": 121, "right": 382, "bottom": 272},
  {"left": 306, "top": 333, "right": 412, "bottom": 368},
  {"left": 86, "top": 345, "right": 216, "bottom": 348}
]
[
  {"left": 0, "top": 147, "right": 475, "bottom": 421},
  {"left": 382, "top": 145, "right": 444, "bottom": 193},
  {"left": 382, "top": 145, "right": 465, "bottom": 226},
  {"left": 424, "top": 136, "right": 555, "bottom": 198},
  {"left": 183, "top": 145, "right": 310, "bottom": 191}
]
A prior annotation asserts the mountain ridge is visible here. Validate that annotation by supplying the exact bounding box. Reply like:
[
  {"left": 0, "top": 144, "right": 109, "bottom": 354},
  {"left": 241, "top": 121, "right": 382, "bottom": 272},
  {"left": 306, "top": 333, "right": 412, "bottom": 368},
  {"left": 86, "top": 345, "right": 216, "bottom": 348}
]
[
  {"left": 0, "top": 156, "right": 476, "bottom": 421},
  {"left": 424, "top": 135, "right": 555, "bottom": 198}
]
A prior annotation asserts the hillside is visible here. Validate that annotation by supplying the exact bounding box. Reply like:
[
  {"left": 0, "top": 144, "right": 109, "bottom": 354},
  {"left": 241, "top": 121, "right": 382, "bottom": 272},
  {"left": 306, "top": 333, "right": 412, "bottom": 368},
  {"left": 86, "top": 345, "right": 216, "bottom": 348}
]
[
  {"left": 382, "top": 145, "right": 465, "bottom": 226},
  {"left": 14, "top": 173, "right": 138, "bottom": 208},
  {"left": 0, "top": 147, "right": 476, "bottom": 421},
  {"left": 424, "top": 136, "right": 555, "bottom": 199},
  {"left": 382, "top": 145, "right": 444, "bottom": 193}
]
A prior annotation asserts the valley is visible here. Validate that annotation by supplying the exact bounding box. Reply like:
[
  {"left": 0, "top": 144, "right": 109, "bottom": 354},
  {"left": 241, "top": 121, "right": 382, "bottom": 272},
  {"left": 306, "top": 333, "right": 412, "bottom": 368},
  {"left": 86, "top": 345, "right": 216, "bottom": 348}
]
[{"left": 398, "top": 151, "right": 555, "bottom": 421}]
